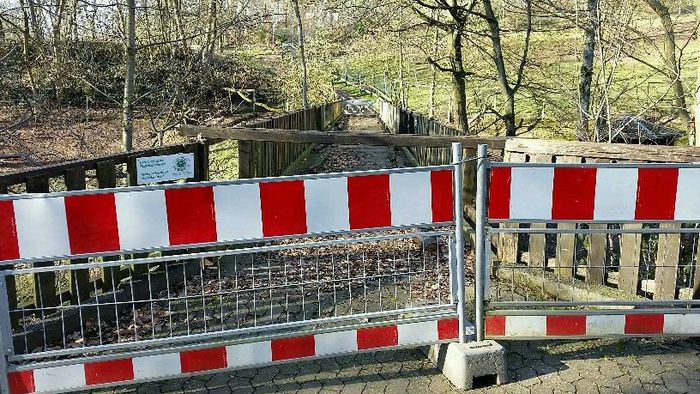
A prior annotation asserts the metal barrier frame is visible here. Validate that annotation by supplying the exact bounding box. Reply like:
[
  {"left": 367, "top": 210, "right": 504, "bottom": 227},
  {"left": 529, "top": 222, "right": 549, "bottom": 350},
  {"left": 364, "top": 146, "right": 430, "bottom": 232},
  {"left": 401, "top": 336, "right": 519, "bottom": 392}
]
[
  {"left": 0, "top": 144, "right": 471, "bottom": 393},
  {"left": 473, "top": 143, "right": 700, "bottom": 341}
]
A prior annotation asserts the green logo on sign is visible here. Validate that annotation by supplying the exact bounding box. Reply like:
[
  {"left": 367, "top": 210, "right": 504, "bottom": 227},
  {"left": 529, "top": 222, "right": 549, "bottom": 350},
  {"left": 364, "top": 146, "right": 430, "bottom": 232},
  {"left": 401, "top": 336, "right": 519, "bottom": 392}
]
[{"left": 175, "top": 157, "right": 188, "bottom": 171}]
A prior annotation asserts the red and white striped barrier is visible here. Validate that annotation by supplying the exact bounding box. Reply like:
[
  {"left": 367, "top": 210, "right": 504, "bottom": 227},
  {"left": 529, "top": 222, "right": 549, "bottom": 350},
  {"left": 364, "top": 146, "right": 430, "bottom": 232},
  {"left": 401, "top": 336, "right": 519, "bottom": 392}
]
[
  {"left": 8, "top": 318, "right": 458, "bottom": 394},
  {"left": 485, "top": 313, "right": 700, "bottom": 338},
  {"left": 488, "top": 166, "right": 700, "bottom": 221},
  {"left": 0, "top": 168, "right": 453, "bottom": 262}
]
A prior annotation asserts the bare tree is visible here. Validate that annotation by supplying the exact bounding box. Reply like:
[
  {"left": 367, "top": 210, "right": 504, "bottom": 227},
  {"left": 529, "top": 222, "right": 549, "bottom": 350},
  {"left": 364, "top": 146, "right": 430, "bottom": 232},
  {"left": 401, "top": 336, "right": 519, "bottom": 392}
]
[
  {"left": 292, "top": 0, "right": 309, "bottom": 109},
  {"left": 123, "top": 0, "right": 136, "bottom": 151},
  {"left": 577, "top": 0, "right": 599, "bottom": 141},
  {"left": 642, "top": 0, "right": 693, "bottom": 141},
  {"left": 479, "top": 0, "right": 531, "bottom": 136}
]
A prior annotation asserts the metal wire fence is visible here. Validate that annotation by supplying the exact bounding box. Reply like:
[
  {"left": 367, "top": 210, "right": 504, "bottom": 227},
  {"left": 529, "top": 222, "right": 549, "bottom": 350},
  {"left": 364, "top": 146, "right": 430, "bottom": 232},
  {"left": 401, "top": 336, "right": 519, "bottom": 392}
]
[{"left": 3, "top": 231, "right": 456, "bottom": 363}]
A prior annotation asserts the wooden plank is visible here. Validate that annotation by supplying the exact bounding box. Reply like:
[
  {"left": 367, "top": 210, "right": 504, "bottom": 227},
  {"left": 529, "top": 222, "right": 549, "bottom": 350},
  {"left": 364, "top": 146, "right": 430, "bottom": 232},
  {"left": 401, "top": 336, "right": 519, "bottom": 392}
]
[
  {"left": 654, "top": 223, "right": 681, "bottom": 300},
  {"left": 238, "top": 140, "right": 252, "bottom": 179},
  {"left": 527, "top": 154, "right": 552, "bottom": 268},
  {"left": 179, "top": 125, "right": 508, "bottom": 150},
  {"left": 587, "top": 158, "right": 610, "bottom": 284},
  {"left": 554, "top": 156, "right": 580, "bottom": 278},
  {"left": 96, "top": 160, "right": 122, "bottom": 292},
  {"left": 618, "top": 223, "right": 643, "bottom": 296},
  {"left": 505, "top": 137, "right": 700, "bottom": 163},
  {"left": 64, "top": 167, "right": 92, "bottom": 304},
  {"left": 26, "top": 176, "right": 59, "bottom": 310},
  {"left": 497, "top": 152, "right": 525, "bottom": 264}
]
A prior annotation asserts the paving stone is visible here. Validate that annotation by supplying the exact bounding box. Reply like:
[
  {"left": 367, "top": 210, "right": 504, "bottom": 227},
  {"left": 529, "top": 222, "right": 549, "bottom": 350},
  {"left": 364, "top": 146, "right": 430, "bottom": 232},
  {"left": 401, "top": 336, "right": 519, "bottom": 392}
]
[{"left": 660, "top": 371, "right": 690, "bottom": 393}]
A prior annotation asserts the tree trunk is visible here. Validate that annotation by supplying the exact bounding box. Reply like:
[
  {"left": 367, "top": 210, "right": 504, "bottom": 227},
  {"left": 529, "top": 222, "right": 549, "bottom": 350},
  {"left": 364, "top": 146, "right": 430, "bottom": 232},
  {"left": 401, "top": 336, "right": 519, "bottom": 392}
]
[
  {"left": 482, "top": 0, "right": 516, "bottom": 136},
  {"left": 205, "top": 0, "right": 218, "bottom": 61},
  {"left": 52, "top": 0, "right": 68, "bottom": 104},
  {"left": 577, "top": 0, "right": 599, "bottom": 141},
  {"left": 428, "top": 27, "right": 438, "bottom": 118},
  {"left": 696, "top": 0, "right": 700, "bottom": 146},
  {"left": 399, "top": 36, "right": 406, "bottom": 107},
  {"left": 291, "top": 0, "right": 309, "bottom": 109},
  {"left": 643, "top": 0, "right": 693, "bottom": 142},
  {"left": 450, "top": 29, "right": 468, "bottom": 133},
  {"left": 122, "top": 0, "right": 136, "bottom": 152},
  {"left": 19, "top": 0, "right": 37, "bottom": 97}
]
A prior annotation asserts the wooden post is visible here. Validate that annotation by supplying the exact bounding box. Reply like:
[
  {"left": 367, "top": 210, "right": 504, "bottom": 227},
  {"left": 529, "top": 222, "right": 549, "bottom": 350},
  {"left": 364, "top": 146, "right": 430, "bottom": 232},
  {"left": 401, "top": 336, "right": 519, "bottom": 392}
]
[
  {"left": 497, "top": 152, "right": 525, "bottom": 264},
  {"left": 26, "top": 176, "right": 59, "bottom": 310},
  {"left": 96, "top": 160, "right": 122, "bottom": 292},
  {"left": 618, "top": 223, "right": 643, "bottom": 296},
  {"left": 654, "top": 223, "right": 681, "bottom": 300},
  {"left": 238, "top": 141, "right": 252, "bottom": 179},
  {"left": 196, "top": 142, "right": 209, "bottom": 181},
  {"left": 64, "top": 167, "right": 91, "bottom": 303},
  {"left": 554, "top": 156, "right": 580, "bottom": 278},
  {"left": 528, "top": 154, "right": 551, "bottom": 268},
  {"left": 587, "top": 158, "right": 610, "bottom": 284}
]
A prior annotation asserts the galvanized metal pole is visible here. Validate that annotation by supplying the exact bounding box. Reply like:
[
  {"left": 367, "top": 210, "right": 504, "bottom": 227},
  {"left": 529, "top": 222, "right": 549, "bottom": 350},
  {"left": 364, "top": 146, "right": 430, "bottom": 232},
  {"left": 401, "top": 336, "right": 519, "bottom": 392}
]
[
  {"left": 452, "top": 142, "right": 466, "bottom": 343},
  {"left": 0, "top": 276, "right": 12, "bottom": 394},
  {"left": 474, "top": 143, "right": 488, "bottom": 341}
]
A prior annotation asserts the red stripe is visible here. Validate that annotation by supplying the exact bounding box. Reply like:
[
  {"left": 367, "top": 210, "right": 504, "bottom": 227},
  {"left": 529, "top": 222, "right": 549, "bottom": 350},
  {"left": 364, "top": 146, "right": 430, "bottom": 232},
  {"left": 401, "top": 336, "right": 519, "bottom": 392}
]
[
  {"left": 546, "top": 315, "right": 586, "bottom": 336},
  {"left": 271, "top": 335, "right": 316, "bottom": 361},
  {"left": 357, "top": 325, "right": 398, "bottom": 349},
  {"left": 551, "top": 168, "right": 596, "bottom": 220},
  {"left": 430, "top": 170, "right": 454, "bottom": 222},
  {"left": 488, "top": 167, "right": 511, "bottom": 219},
  {"left": 485, "top": 315, "right": 506, "bottom": 336},
  {"left": 625, "top": 314, "right": 664, "bottom": 334},
  {"left": 8, "top": 371, "right": 34, "bottom": 394},
  {"left": 437, "top": 318, "right": 459, "bottom": 340},
  {"left": 635, "top": 168, "right": 679, "bottom": 220},
  {"left": 0, "top": 201, "right": 19, "bottom": 261},
  {"left": 84, "top": 358, "right": 134, "bottom": 385},
  {"left": 260, "top": 180, "right": 308, "bottom": 237},
  {"left": 180, "top": 347, "right": 227, "bottom": 373},
  {"left": 165, "top": 187, "right": 217, "bottom": 245},
  {"left": 348, "top": 174, "right": 391, "bottom": 229},
  {"left": 64, "top": 193, "right": 120, "bottom": 254}
]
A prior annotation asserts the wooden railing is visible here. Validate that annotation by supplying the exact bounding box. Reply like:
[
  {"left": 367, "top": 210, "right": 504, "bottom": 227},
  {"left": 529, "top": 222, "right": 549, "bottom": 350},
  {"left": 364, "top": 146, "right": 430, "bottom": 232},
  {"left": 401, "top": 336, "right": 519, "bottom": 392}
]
[{"left": 237, "top": 102, "right": 344, "bottom": 178}]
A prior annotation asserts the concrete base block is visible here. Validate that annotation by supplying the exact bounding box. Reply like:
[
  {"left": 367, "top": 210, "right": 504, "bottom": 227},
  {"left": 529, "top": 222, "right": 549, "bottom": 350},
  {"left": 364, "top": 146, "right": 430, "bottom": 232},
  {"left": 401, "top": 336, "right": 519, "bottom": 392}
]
[{"left": 425, "top": 341, "right": 507, "bottom": 390}]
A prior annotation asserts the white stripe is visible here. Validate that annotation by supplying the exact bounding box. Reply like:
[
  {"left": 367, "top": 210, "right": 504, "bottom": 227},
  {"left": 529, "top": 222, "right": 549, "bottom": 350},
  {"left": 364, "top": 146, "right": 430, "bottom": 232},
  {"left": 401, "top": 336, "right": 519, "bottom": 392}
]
[
  {"left": 594, "top": 168, "right": 638, "bottom": 221},
  {"left": 14, "top": 197, "right": 70, "bottom": 259},
  {"left": 674, "top": 169, "right": 700, "bottom": 220},
  {"left": 504, "top": 316, "right": 546, "bottom": 337},
  {"left": 390, "top": 172, "right": 432, "bottom": 226},
  {"left": 304, "top": 177, "right": 350, "bottom": 233},
  {"left": 586, "top": 315, "right": 625, "bottom": 336},
  {"left": 33, "top": 364, "right": 86, "bottom": 392},
  {"left": 664, "top": 314, "right": 700, "bottom": 335},
  {"left": 398, "top": 320, "right": 438, "bottom": 345},
  {"left": 509, "top": 168, "right": 554, "bottom": 220},
  {"left": 315, "top": 330, "right": 358, "bottom": 356},
  {"left": 132, "top": 353, "right": 181, "bottom": 380},
  {"left": 214, "top": 184, "right": 263, "bottom": 241},
  {"left": 115, "top": 190, "right": 170, "bottom": 251},
  {"left": 226, "top": 340, "right": 272, "bottom": 368}
]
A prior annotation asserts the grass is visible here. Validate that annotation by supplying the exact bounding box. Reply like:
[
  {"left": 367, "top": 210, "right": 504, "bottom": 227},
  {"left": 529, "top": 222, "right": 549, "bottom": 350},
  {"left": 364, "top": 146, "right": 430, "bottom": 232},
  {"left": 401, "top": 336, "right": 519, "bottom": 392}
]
[{"left": 339, "top": 14, "right": 699, "bottom": 142}]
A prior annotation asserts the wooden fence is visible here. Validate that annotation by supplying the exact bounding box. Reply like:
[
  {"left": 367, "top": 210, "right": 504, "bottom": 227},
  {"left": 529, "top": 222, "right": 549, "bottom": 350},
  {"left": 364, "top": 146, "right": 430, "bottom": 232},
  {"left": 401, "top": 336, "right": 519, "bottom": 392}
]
[
  {"left": 0, "top": 101, "right": 344, "bottom": 325},
  {"left": 377, "top": 99, "right": 700, "bottom": 301},
  {"left": 238, "top": 102, "right": 344, "bottom": 178}
]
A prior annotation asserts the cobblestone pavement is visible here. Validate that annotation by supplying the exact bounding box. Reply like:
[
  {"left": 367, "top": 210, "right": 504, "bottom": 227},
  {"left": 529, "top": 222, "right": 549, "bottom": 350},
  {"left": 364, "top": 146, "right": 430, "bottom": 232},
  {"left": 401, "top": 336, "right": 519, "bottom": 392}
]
[{"left": 97, "top": 337, "right": 699, "bottom": 393}]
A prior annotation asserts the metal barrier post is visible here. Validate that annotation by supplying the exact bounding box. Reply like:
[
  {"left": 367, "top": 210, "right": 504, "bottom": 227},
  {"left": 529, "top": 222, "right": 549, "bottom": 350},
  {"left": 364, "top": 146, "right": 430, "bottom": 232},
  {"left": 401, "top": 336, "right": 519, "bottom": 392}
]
[
  {"left": 0, "top": 275, "right": 12, "bottom": 393},
  {"left": 474, "top": 143, "right": 488, "bottom": 341},
  {"left": 452, "top": 142, "right": 466, "bottom": 343}
]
